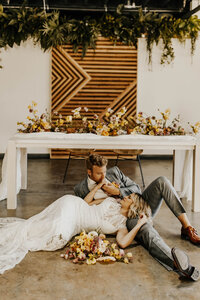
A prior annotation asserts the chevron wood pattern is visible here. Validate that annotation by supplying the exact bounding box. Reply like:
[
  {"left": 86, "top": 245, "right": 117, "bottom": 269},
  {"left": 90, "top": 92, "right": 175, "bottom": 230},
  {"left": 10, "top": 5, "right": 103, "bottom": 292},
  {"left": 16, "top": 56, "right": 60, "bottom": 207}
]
[{"left": 51, "top": 37, "right": 138, "bottom": 159}]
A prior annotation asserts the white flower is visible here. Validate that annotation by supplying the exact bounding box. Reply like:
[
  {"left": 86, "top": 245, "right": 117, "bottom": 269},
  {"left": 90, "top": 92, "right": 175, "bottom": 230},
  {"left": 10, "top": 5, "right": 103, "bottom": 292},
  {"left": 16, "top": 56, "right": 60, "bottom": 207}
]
[
  {"left": 72, "top": 107, "right": 81, "bottom": 117},
  {"left": 88, "top": 231, "right": 98, "bottom": 238},
  {"left": 110, "top": 115, "right": 117, "bottom": 122},
  {"left": 126, "top": 252, "right": 133, "bottom": 258},
  {"left": 66, "top": 115, "right": 72, "bottom": 122},
  {"left": 98, "top": 240, "right": 107, "bottom": 253},
  {"left": 117, "top": 129, "right": 126, "bottom": 135},
  {"left": 96, "top": 256, "right": 116, "bottom": 262},
  {"left": 108, "top": 108, "right": 114, "bottom": 114}
]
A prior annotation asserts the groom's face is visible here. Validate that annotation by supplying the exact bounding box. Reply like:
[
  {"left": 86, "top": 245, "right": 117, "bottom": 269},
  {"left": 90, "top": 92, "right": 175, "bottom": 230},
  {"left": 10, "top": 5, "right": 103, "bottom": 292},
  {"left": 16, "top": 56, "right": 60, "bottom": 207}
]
[{"left": 87, "top": 165, "right": 107, "bottom": 183}]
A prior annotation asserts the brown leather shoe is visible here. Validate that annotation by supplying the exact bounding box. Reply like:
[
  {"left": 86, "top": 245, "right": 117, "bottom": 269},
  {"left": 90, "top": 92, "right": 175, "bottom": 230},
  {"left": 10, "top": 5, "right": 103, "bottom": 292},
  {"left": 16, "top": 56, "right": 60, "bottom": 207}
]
[{"left": 181, "top": 226, "right": 200, "bottom": 245}]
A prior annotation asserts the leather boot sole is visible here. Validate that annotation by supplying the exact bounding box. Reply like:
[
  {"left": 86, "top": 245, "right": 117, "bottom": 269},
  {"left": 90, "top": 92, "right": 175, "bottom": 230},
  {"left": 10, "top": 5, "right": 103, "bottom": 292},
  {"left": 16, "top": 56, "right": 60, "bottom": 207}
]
[{"left": 171, "top": 247, "right": 200, "bottom": 281}]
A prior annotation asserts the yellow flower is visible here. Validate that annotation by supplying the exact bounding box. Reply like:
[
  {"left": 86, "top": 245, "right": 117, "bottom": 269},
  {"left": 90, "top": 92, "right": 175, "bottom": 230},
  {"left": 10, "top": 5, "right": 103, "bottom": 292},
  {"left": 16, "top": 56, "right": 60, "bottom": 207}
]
[
  {"left": 108, "top": 123, "right": 114, "bottom": 129},
  {"left": 149, "top": 130, "right": 155, "bottom": 135},
  {"left": 43, "top": 122, "right": 51, "bottom": 129},
  {"left": 59, "top": 119, "right": 64, "bottom": 125},
  {"left": 120, "top": 107, "right": 126, "bottom": 115},
  {"left": 105, "top": 112, "right": 110, "bottom": 117},
  {"left": 28, "top": 105, "right": 32, "bottom": 110},
  {"left": 165, "top": 109, "right": 171, "bottom": 114},
  {"left": 86, "top": 258, "right": 96, "bottom": 265},
  {"left": 124, "top": 257, "right": 129, "bottom": 264},
  {"left": 103, "top": 240, "right": 109, "bottom": 246},
  {"left": 27, "top": 116, "right": 31, "bottom": 120},
  {"left": 97, "top": 124, "right": 103, "bottom": 129},
  {"left": 111, "top": 243, "right": 117, "bottom": 249},
  {"left": 32, "top": 101, "right": 37, "bottom": 106},
  {"left": 88, "top": 122, "right": 93, "bottom": 129}
]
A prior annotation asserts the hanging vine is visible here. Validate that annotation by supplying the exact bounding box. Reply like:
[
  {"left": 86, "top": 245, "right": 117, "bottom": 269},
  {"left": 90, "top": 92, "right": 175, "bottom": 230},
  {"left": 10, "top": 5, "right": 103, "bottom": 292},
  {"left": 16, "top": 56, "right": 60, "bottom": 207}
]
[{"left": 0, "top": 3, "right": 200, "bottom": 67}]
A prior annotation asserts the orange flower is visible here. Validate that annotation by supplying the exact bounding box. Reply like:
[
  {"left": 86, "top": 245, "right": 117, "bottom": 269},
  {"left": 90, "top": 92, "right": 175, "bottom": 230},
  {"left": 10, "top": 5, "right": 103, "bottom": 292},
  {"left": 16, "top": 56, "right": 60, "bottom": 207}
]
[{"left": 101, "top": 130, "right": 109, "bottom": 136}]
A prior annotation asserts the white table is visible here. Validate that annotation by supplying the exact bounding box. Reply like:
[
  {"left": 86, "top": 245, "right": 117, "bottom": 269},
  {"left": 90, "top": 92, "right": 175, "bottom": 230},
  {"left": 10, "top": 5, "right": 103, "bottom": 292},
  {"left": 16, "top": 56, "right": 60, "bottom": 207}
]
[{"left": 7, "top": 133, "right": 200, "bottom": 211}]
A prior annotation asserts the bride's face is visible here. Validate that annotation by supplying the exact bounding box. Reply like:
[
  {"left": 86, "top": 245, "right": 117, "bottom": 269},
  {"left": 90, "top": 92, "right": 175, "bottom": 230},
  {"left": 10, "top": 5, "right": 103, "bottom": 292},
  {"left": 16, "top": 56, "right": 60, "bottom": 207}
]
[
  {"left": 121, "top": 195, "right": 133, "bottom": 210},
  {"left": 87, "top": 165, "right": 107, "bottom": 183}
]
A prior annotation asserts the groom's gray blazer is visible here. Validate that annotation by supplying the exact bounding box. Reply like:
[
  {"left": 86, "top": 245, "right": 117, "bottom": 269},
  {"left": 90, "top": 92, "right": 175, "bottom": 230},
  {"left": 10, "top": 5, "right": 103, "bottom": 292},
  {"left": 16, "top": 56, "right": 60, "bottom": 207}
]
[{"left": 74, "top": 166, "right": 141, "bottom": 199}]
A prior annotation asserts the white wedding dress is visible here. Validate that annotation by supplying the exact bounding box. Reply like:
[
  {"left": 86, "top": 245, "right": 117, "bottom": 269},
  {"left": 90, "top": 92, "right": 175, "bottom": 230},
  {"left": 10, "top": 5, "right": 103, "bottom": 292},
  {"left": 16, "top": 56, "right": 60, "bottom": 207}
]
[{"left": 0, "top": 196, "right": 126, "bottom": 274}]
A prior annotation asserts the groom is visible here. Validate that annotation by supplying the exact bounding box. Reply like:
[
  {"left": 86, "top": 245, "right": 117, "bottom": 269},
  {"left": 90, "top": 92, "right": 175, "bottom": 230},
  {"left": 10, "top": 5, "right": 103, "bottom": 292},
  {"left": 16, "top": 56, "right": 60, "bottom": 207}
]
[{"left": 74, "top": 154, "right": 200, "bottom": 279}]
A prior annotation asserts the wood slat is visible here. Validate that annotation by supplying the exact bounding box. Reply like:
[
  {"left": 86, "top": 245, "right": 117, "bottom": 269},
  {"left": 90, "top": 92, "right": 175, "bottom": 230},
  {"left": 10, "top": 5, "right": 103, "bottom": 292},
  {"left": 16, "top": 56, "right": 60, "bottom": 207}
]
[{"left": 51, "top": 38, "right": 137, "bottom": 159}]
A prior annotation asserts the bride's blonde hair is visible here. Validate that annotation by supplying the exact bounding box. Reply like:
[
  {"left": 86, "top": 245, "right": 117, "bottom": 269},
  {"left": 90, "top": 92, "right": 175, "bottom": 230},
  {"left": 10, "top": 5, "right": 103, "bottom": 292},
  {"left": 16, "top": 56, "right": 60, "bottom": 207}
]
[{"left": 127, "top": 193, "right": 152, "bottom": 219}]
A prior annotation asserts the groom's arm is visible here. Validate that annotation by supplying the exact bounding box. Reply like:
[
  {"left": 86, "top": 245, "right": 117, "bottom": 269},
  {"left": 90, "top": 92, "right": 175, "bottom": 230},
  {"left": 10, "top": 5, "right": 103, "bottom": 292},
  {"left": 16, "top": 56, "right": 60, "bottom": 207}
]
[{"left": 112, "top": 167, "right": 141, "bottom": 197}]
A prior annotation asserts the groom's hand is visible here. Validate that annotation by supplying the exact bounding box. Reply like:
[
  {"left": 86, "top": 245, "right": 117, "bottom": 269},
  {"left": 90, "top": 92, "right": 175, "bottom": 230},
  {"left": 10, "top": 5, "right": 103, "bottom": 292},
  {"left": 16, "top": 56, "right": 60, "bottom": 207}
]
[{"left": 101, "top": 182, "right": 120, "bottom": 196}]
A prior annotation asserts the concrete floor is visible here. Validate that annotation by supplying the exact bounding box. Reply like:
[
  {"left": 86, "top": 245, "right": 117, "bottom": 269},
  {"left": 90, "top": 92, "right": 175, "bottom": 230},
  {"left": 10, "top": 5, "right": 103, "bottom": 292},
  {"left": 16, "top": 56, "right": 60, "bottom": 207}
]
[{"left": 0, "top": 157, "right": 200, "bottom": 300}]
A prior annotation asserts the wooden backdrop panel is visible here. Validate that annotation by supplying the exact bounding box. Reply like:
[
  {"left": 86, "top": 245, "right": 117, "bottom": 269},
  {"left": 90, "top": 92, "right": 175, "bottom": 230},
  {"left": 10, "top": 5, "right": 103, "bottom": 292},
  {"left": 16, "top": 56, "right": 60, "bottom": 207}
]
[{"left": 51, "top": 37, "right": 137, "bottom": 159}]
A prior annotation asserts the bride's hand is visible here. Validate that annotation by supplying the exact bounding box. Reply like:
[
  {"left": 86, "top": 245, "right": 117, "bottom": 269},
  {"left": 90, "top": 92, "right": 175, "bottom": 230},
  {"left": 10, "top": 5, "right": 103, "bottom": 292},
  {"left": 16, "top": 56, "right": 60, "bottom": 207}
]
[
  {"left": 98, "top": 178, "right": 107, "bottom": 188},
  {"left": 137, "top": 212, "right": 148, "bottom": 227}
]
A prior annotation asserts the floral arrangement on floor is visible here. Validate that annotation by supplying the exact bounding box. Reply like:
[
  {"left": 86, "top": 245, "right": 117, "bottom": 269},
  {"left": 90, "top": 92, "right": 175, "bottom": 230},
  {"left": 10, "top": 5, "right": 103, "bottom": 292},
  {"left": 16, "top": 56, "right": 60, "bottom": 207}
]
[
  {"left": 60, "top": 231, "right": 133, "bottom": 265},
  {"left": 17, "top": 102, "right": 200, "bottom": 136}
]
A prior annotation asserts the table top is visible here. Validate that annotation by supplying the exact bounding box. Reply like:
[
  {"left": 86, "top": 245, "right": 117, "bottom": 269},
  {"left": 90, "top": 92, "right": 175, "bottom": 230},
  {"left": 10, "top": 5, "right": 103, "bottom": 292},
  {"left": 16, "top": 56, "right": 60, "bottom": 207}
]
[{"left": 9, "top": 132, "right": 197, "bottom": 150}]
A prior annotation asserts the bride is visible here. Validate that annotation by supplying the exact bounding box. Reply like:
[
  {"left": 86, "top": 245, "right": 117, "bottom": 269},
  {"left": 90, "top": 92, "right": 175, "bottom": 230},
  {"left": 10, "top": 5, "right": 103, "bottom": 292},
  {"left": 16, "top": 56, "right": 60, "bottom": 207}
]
[{"left": 0, "top": 193, "right": 199, "bottom": 281}]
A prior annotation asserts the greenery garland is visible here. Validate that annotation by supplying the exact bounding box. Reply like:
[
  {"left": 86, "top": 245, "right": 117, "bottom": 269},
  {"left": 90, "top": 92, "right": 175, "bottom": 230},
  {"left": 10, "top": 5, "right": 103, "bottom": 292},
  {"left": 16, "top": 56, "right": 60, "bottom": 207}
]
[{"left": 0, "top": 3, "right": 200, "bottom": 66}]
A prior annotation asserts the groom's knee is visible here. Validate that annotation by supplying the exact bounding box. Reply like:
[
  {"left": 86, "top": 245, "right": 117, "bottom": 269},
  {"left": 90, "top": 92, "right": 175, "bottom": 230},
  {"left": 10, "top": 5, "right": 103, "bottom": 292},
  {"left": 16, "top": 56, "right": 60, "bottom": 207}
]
[{"left": 154, "top": 176, "right": 170, "bottom": 189}]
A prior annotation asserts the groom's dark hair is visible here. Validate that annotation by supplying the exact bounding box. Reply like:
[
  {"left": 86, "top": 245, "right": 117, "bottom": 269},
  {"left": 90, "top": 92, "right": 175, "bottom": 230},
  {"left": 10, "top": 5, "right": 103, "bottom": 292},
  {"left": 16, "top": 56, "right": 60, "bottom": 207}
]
[{"left": 86, "top": 154, "right": 108, "bottom": 171}]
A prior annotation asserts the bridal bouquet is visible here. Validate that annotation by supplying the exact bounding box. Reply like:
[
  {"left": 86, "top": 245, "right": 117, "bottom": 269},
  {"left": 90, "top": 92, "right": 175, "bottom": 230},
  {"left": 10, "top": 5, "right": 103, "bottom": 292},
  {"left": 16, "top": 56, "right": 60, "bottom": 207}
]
[{"left": 60, "top": 231, "right": 133, "bottom": 265}]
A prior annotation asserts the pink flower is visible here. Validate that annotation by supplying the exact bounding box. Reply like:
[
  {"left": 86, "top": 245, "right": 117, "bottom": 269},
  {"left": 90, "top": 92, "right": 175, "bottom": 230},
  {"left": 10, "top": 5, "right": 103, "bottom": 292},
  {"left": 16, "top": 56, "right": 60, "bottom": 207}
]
[{"left": 119, "top": 249, "right": 125, "bottom": 257}]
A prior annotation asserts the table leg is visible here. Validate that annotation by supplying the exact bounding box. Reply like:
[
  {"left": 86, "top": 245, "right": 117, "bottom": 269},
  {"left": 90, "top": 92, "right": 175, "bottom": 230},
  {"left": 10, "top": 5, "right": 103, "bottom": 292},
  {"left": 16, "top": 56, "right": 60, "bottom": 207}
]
[
  {"left": 172, "top": 150, "right": 175, "bottom": 186},
  {"left": 173, "top": 150, "right": 180, "bottom": 191},
  {"left": 7, "top": 140, "right": 17, "bottom": 209},
  {"left": 20, "top": 148, "right": 27, "bottom": 189},
  {"left": 192, "top": 145, "right": 200, "bottom": 212}
]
